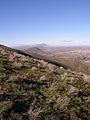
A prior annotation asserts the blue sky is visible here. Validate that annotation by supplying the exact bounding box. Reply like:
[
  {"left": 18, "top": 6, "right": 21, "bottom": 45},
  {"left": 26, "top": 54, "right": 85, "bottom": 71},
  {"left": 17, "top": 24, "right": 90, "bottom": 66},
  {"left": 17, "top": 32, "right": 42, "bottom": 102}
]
[{"left": 0, "top": 0, "right": 90, "bottom": 46}]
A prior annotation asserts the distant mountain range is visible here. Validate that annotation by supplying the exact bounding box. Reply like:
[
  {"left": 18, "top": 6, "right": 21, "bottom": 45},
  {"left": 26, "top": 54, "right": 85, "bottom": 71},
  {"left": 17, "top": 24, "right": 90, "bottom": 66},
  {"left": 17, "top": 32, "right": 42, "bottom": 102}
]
[{"left": 14, "top": 43, "right": 49, "bottom": 50}]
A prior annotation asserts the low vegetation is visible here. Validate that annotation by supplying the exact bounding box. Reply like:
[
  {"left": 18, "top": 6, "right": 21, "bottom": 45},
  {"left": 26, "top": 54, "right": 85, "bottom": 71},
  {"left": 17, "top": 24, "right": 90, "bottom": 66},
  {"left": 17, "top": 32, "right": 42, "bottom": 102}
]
[{"left": 0, "top": 45, "right": 90, "bottom": 120}]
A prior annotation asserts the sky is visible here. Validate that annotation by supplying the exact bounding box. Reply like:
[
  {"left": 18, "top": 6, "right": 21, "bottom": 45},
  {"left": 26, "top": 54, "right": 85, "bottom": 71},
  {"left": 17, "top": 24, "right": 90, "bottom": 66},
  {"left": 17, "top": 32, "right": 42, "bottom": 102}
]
[{"left": 0, "top": 0, "right": 90, "bottom": 46}]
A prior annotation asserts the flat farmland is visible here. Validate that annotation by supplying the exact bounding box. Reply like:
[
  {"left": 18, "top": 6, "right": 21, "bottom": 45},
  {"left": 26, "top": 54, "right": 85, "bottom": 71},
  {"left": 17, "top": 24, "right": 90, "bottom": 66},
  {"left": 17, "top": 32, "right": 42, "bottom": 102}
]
[{"left": 44, "top": 47, "right": 90, "bottom": 75}]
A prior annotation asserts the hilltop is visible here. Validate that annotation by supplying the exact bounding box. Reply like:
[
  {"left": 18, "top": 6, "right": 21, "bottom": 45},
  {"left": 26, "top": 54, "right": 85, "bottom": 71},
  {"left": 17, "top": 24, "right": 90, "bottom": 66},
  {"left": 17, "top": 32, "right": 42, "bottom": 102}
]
[
  {"left": 0, "top": 44, "right": 90, "bottom": 120},
  {"left": 24, "top": 47, "right": 45, "bottom": 55},
  {"left": 14, "top": 43, "right": 49, "bottom": 50}
]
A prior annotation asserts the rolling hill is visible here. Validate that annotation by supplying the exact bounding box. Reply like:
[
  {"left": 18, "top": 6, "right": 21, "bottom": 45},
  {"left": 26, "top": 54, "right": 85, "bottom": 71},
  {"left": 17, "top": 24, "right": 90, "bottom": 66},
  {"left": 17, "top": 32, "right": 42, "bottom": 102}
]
[{"left": 24, "top": 46, "right": 90, "bottom": 75}]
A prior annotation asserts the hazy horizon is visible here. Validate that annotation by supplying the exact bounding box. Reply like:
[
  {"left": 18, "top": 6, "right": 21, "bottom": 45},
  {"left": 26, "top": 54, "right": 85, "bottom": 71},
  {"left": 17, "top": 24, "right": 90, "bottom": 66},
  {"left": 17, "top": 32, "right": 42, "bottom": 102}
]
[{"left": 1, "top": 40, "right": 90, "bottom": 48}]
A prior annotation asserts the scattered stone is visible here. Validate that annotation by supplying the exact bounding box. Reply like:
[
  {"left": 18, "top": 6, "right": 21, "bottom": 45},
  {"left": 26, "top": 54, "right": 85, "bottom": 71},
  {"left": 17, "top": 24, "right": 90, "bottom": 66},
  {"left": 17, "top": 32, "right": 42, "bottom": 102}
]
[
  {"left": 13, "top": 62, "right": 23, "bottom": 68},
  {"left": 47, "top": 63, "right": 56, "bottom": 72},
  {"left": 0, "top": 49, "right": 7, "bottom": 55},
  {"left": 69, "top": 85, "right": 79, "bottom": 95},
  {"left": 40, "top": 76, "right": 46, "bottom": 81},
  {"left": 83, "top": 74, "right": 90, "bottom": 83},
  {"left": 40, "top": 60, "right": 48, "bottom": 67},
  {"left": 9, "top": 54, "right": 14, "bottom": 62},
  {"left": 32, "top": 66, "right": 37, "bottom": 71},
  {"left": 37, "top": 63, "right": 41, "bottom": 68}
]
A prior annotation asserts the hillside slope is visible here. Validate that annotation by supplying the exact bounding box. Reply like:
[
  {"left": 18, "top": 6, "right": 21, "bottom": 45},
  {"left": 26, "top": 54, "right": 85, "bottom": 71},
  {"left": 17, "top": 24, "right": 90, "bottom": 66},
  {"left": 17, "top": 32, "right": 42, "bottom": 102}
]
[
  {"left": 24, "top": 47, "right": 69, "bottom": 69},
  {"left": 24, "top": 46, "right": 90, "bottom": 75},
  {"left": 25, "top": 47, "right": 45, "bottom": 55},
  {"left": 0, "top": 45, "right": 90, "bottom": 120}
]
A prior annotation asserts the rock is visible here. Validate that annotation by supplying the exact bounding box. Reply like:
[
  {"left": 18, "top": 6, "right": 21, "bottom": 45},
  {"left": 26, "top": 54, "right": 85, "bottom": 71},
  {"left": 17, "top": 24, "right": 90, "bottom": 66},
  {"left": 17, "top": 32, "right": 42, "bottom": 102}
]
[
  {"left": 32, "top": 66, "right": 37, "bottom": 71},
  {"left": 40, "top": 60, "right": 48, "bottom": 67},
  {"left": 9, "top": 54, "right": 14, "bottom": 62},
  {"left": 40, "top": 76, "right": 46, "bottom": 81},
  {"left": 60, "top": 66, "right": 64, "bottom": 70},
  {"left": 83, "top": 74, "right": 90, "bottom": 83},
  {"left": 69, "top": 85, "right": 79, "bottom": 95},
  {"left": 37, "top": 63, "right": 41, "bottom": 68},
  {"left": 20, "top": 56, "right": 27, "bottom": 61},
  {"left": 0, "top": 49, "right": 7, "bottom": 55},
  {"left": 47, "top": 63, "right": 56, "bottom": 72},
  {"left": 14, "top": 62, "right": 22, "bottom": 68}
]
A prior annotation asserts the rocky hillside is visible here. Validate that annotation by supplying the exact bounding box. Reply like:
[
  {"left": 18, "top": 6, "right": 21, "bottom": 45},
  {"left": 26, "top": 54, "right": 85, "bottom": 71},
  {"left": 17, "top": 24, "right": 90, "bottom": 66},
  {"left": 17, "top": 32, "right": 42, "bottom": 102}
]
[{"left": 0, "top": 44, "right": 90, "bottom": 120}]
